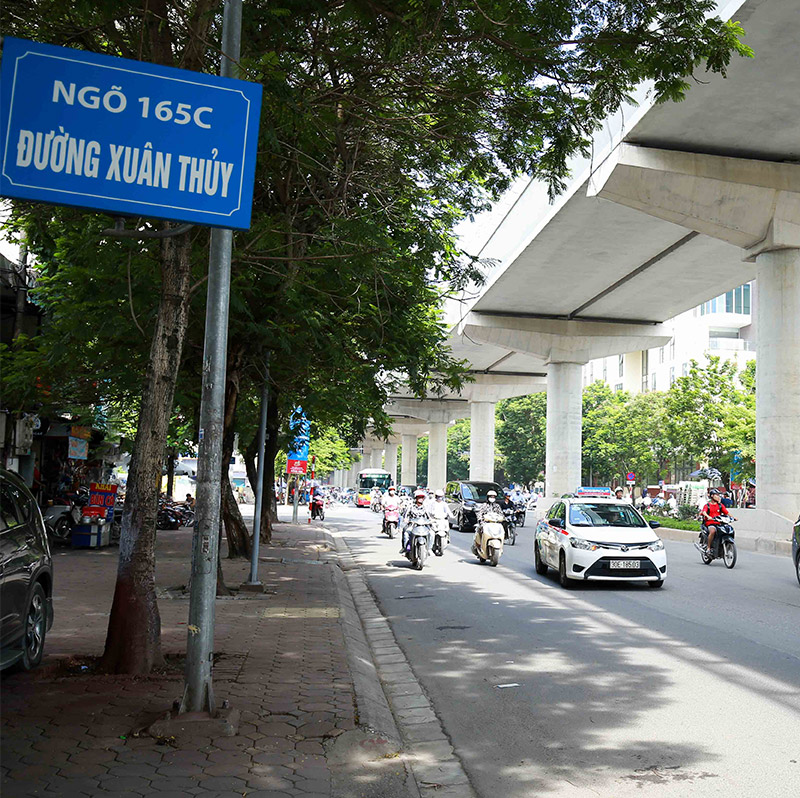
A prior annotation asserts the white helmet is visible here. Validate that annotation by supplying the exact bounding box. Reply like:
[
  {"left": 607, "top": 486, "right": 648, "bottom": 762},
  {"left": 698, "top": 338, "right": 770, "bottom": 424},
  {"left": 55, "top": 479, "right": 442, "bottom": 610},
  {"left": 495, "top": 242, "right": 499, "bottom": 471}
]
[
  {"left": 435, "top": 489, "right": 445, "bottom": 498},
  {"left": 487, "top": 490, "right": 497, "bottom": 502}
]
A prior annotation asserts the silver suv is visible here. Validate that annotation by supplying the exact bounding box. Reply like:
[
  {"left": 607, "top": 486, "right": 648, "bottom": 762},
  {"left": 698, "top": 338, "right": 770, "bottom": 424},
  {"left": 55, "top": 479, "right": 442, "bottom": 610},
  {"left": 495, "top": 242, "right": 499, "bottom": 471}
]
[{"left": 0, "top": 469, "right": 54, "bottom": 670}]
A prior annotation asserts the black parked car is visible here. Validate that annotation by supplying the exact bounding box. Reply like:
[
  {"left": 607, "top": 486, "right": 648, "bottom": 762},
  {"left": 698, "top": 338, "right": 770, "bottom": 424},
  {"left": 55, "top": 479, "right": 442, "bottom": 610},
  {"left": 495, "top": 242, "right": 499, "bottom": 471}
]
[
  {"left": 0, "top": 469, "right": 54, "bottom": 670},
  {"left": 445, "top": 480, "right": 503, "bottom": 533},
  {"left": 793, "top": 514, "right": 800, "bottom": 587}
]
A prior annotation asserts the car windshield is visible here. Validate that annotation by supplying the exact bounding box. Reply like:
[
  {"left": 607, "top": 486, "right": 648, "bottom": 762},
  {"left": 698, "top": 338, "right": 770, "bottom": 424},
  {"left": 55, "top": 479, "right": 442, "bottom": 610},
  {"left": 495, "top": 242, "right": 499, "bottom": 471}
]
[
  {"left": 568, "top": 502, "right": 647, "bottom": 528},
  {"left": 462, "top": 483, "right": 499, "bottom": 502}
]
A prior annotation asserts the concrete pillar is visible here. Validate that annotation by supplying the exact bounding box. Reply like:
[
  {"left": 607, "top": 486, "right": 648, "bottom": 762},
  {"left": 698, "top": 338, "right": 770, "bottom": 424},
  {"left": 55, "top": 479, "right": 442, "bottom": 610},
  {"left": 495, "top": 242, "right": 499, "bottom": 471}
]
[
  {"left": 469, "top": 401, "right": 496, "bottom": 482},
  {"left": 755, "top": 249, "right": 800, "bottom": 520},
  {"left": 401, "top": 433, "right": 418, "bottom": 487},
  {"left": 384, "top": 443, "right": 398, "bottom": 486},
  {"left": 370, "top": 448, "right": 383, "bottom": 469},
  {"left": 427, "top": 422, "right": 448, "bottom": 492},
  {"left": 348, "top": 458, "right": 361, "bottom": 487},
  {"left": 546, "top": 362, "right": 583, "bottom": 498}
]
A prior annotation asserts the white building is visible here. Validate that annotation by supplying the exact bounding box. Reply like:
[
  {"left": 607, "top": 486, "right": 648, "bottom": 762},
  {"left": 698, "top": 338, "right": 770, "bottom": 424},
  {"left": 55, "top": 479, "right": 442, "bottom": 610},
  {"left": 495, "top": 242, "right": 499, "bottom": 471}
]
[{"left": 583, "top": 282, "right": 756, "bottom": 394}]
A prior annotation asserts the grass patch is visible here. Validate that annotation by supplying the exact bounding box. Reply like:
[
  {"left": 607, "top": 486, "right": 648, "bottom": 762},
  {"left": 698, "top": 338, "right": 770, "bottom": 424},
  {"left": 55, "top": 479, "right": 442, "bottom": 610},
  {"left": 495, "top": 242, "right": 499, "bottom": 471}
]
[{"left": 645, "top": 514, "right": 701, "bottom": 532}]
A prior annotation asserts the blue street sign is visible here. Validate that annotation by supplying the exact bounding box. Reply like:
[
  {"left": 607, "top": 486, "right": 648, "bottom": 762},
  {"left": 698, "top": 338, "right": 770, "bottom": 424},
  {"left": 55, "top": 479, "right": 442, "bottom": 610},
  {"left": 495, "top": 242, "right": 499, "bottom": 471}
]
[{"left": 0, "top": 37, "right": 262, "bottom": 229}]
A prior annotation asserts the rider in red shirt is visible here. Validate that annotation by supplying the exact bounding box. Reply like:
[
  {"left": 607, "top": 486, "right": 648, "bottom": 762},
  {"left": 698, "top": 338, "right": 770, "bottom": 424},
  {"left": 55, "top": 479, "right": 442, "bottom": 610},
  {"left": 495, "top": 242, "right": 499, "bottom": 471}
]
[{"left": 699, "top": 490, "right": 736, "bottom": 555}]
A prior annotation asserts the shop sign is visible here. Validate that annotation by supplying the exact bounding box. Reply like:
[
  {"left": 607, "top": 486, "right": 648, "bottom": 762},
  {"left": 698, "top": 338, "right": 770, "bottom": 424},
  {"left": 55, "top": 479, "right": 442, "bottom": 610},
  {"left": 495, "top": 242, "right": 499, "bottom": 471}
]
[
  {"left": 68, "top": 436, "right": 89, "bottom": 460},
  {"left": 70, "top": 425, "right": 91, "bottom": 439},
  {"left": 89, "top": 482, "right": 119, "bottom": 521}
]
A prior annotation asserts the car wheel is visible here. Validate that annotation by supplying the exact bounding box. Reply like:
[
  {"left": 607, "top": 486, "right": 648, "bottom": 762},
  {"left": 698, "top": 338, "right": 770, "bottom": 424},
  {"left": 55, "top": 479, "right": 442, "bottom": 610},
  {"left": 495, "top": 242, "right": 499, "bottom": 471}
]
[
  {"left": 558, "top": 552, "right": 573, "bottom": 589},
  {"left": 534, "top": 541, "right": 548, "bottom": 575},
  {"left": 649, "top": 579, "right": 664, "bottom": 589},
  {"left": 794, "top": 552, "right": 800, "bottom": 586},
  {"left": 21, "top": 583, "right": 47, "bottom": 670}
]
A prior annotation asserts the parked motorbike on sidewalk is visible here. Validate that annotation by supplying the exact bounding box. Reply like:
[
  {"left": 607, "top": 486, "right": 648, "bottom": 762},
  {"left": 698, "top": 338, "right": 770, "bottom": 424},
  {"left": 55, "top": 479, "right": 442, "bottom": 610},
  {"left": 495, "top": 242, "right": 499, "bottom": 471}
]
[
  {"left": 432, "top": 518, "right": 449, "bottom": 556},
  {"left": 383, "top": 507, "right": 400, "bottom": 539},
  {"left": 472, "top": 508, "right": 505, "bottom": 566},
  {"left": 695, "top": 522, "right": 737, "bottom": 568},
  {"left": 42, "top": 488, "right": 89, "bottom": 543},
  {"left": 404, "top": 517, "right": 433, "bottom": 570}
]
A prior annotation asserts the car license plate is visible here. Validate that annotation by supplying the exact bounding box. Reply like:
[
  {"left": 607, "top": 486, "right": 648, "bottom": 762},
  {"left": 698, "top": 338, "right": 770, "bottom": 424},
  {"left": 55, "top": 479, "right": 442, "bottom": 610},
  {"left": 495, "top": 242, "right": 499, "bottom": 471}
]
[{"left": 610, "top": 559, "right": 639, "bottom": 569}]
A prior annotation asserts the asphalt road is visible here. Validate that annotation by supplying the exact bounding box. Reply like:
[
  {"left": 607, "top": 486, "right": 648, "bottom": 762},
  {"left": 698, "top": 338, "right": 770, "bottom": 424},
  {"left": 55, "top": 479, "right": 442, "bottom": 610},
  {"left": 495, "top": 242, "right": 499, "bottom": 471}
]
[{"left": 325, "top": 504, "right": 800, "bottom": 798}]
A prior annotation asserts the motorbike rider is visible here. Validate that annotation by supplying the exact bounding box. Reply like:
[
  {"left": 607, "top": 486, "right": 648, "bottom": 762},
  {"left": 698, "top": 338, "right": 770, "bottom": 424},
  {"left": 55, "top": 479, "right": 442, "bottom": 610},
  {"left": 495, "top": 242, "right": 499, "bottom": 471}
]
[
  {"left": 699, "top": 489, "right": 737, "bottom": 555},
  {"left": 500, "top": 491, "right": 515, "bottom": 538},
  {"left": 474, "top": 489, "right": 501, "bottom": 547},
  {"left": 381, "top": 485, "right": 402, "bottom": 534},
  {"left": 427, "top": 489, "right": 454, "bottom": 554},
  {"left": 401, "top": 489, "right": 433, "bottom": 554}
]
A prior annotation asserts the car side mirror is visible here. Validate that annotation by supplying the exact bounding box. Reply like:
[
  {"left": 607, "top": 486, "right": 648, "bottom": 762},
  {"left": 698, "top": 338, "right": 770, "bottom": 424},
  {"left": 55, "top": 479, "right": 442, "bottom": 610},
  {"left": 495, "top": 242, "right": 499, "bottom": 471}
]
[
  {"left": 648, "top": 520, "right": 661, "bottom": 529},
  {"left": 548, "top": 517, "right": 564, "bottom": 529}
]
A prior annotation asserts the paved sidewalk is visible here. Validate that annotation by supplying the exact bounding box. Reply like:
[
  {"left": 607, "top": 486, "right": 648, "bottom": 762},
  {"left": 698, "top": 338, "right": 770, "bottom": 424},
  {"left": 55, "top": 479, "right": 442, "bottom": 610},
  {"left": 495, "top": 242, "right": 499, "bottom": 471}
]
[{"left": 0, "top": 520, "right": 410, "bottom": 798}]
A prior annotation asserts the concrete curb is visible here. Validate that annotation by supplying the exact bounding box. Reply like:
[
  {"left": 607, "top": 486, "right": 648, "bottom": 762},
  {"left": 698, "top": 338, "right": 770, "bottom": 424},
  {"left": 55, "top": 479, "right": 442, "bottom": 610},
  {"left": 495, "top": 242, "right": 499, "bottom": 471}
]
[
  {"left": 656, "top": 525, "right": 793, "bottom": 557},
  {"left": 321, "top": 523, "right": 479, "bottom": 798}
]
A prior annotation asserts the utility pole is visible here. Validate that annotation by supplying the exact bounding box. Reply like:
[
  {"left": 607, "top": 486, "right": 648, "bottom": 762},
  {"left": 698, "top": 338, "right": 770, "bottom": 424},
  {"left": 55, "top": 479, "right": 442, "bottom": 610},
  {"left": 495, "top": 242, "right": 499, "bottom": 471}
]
[
  {"left": 246, "top": 352, "right": 270, "bottom": 586},
  {"left": 181, "top": 0, "right": 242, "bottom": 715}
]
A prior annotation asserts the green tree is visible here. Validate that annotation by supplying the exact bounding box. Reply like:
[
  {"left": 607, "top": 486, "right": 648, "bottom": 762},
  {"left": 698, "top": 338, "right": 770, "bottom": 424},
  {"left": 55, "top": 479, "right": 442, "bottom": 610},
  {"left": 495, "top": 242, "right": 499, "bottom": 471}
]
[
  {"left": 496, "top": 393, "right": 547, "bottom": 483},
  {"left": 664, "top": 356, "right": 744, "bottom": 483},
  {"left": 720, "top": 360, "right": 756, "bottom": 482},
  {"left": 1, "top": 0, "right": 752, "bottom": 674}
]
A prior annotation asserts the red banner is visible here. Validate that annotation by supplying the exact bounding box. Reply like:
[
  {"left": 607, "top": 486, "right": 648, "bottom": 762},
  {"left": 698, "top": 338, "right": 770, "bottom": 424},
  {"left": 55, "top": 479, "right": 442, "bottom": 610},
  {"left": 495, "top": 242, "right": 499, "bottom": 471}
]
[{"left": 287, "top": 459, "right": 308, "bottom": 475}]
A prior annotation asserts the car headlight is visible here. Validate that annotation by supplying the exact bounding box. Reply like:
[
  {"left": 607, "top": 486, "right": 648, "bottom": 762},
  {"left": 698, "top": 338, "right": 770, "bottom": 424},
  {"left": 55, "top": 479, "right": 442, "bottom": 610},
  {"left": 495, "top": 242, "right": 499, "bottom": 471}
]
[
  {"left": 569, "top": 537, "right": 597, "bottom": 551},
  {"left": 648, "top": 539, "right": 664, "bottom": 551}
]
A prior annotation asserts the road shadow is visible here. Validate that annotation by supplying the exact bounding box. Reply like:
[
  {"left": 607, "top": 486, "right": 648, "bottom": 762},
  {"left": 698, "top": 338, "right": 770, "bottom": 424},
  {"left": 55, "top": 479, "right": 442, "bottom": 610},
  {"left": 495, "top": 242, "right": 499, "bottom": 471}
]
[{"left": 332, "top": 510, "right": 799, "bottom": 797}]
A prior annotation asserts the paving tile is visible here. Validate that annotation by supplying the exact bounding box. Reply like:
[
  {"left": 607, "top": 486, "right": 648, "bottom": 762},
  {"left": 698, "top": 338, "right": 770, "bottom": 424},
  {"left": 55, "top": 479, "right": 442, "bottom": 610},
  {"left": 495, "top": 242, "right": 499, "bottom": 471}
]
[{"left": 196, "top": 774, "right": 249, "bottom": 791}]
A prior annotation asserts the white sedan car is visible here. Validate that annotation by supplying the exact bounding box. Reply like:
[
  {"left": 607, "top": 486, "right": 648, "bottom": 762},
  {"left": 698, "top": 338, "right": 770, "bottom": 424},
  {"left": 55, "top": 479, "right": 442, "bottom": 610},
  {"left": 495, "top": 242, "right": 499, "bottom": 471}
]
[{"left": 534, "top": 497, "right": 667, "bottom": 588}]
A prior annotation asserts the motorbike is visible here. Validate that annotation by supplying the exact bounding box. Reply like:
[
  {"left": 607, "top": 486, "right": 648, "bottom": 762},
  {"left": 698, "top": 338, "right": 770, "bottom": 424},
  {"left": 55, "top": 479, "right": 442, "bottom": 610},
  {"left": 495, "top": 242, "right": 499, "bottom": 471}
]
[
  {"left": 432, "top": 518, "right": 449, "bottom": 556},
  {"left": 513, "top": 502, "right": 526, "bottom": 528},
  {"left": 502, "top": 506, "right": 517, "bottom": 546},
  {"left": 382, "top": 506, "right": 400, "bottom": 538},
  {"left": 695, "top": 522, "right": 737, "bottom": 568},
  {"left": 156, "top": 499, "right": 182, "bottom": 530},
  {"left": 42, "top": 489, "right": 89, "bottom": 542},
  {"left": 472, "top": 507, "right": 505, "bottom": 566},
  {"left": 310, "top": 494, "right": 325, "bottom": 521},
  {"left": 371, "top": 495, "right": 383, "bottom": 513},
  {"left": 404, "top": 517, "right": 433, "bottom": 570}
]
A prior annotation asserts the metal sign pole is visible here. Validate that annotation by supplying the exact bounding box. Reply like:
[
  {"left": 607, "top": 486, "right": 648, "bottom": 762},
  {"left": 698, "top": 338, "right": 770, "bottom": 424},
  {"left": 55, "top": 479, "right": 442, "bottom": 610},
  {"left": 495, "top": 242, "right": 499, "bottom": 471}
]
[
  {"left": 292, "top": 474, "right": 300, "bottom": 523},
  {"left": 181, "top": 0, "right": 242, "bottom": 715},
  {"left": 246, "top": 352, "right": 270, "bottom": 585}
]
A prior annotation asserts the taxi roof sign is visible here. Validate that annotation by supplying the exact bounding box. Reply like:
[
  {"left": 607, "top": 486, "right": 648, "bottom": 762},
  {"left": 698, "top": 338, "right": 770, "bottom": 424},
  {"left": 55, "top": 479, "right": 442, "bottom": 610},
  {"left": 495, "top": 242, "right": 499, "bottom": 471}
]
[{"left": 575, "top": 486, "right": 614, "bottom": 498}]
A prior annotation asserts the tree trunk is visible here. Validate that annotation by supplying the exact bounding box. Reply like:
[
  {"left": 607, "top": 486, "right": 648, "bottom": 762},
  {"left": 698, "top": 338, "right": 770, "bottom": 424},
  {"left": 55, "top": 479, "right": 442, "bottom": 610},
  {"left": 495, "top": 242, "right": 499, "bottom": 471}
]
[
  {"left": 220, "top": 345, "right": 251, "bottom": 559},
  {"left": 100, "top": 230, "right": 193, "bottom": 674},
  {"left": 166, "top": 448, "right": 176, "bottom": 498},
  {"left": 262, "top": 388, "right": 280, "bottom": 542}
]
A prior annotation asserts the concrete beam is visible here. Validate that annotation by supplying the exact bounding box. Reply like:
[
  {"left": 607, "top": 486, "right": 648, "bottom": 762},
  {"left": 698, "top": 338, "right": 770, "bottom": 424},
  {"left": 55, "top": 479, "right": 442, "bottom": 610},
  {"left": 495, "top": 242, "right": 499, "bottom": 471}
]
[
  {"left": 588, "top": 143, "right": 800, "bottom": 257},
  {"left": 461, "top": 312, "right": 670, "bottom": 363},
  {"left": 387, "top": 399, "right": 470, "bottom": 425}
]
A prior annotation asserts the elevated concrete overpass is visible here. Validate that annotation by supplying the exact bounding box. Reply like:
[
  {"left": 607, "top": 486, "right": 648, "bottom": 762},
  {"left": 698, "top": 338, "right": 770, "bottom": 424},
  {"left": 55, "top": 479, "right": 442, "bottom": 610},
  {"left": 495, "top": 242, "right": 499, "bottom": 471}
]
[
  {"left": 448, "top": 0, "right": 799, "bottom": 520},
  {"left": 335, "top": 0, "right": 799, "bottom": 523}
]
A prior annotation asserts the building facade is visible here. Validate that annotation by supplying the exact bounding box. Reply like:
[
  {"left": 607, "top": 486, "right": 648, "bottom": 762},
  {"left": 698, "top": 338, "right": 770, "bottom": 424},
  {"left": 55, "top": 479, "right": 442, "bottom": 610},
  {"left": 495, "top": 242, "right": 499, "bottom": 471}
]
[{"left": 583, "top": 282, "right": 756, "bottom": 394}]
